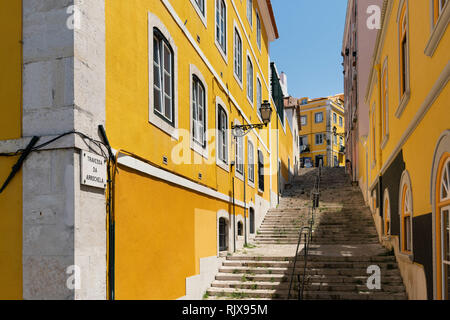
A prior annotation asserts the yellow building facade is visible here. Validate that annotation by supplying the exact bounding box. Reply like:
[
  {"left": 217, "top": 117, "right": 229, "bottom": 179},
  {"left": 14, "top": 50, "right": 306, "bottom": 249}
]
[
  {"left": 362, "top": 0, "right": 450, "bottom": 300},
  {"left": 298, "top": 95, "right": 346, "bottom": 168},
  {"left": 0, "top": 0, "right": 298, "bottom": 300}
]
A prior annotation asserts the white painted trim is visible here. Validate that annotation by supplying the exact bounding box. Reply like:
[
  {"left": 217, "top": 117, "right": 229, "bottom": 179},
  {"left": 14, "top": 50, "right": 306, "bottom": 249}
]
[
  {"left": 148, "top": 12, "right": 179, "bottom": 140},
  {"left": 247, "top": 136, "right": 256, "bottom": 188},
  {"left": 214, "top": 0, "right": 229, "bottom": 64},
  {"left": 246, "top": 50, "right": 255, "bottom": 109},
  {"left": 215, "top": 96, "right": 231, "bottom": 172},
  {"left": 399, "top": 169, "right": 414, "bottom": 257},
  {"left": 396, "top": 0, "right": 411, "bottom": 119},
  {"left": 161, "top": 0, "right": 270, "bottom": 154},
  {"left": 217, "top": 210, "right": 233, "bottom": 254},
  {"left": 230, "top": 0, "right": 271, "bottom": 93},
  {"left": 234, "top": 118, "right": 245, "bottom": 181},
  {"left": 255, "top": 8, "right": 262, "bottom": 53},
  {"left": 255, "top": 73, "right": 263, "bottom": 122},
  {"left": 189, "top": 64, "right": 209, "bottom": 159},
  {"left": 384, "top": 188, "right": 392, "bottom": 236},
  {"left": 233, "top": 20, "right": 244, "bottom": 90},
  {"left": 381, "top": 56, "right": 390, "bottom": 144},
  {"left": 430, "top": 130, "right": 450, "bottom": 299},
  {"left": 425, "top": 0, "right": 450, "bottom": 56},
  {"left": 115, "top": 150, "right": 248, "bottom": 208},
  {"left": 189, "top": 0, "right": 208, "bottom": 28}
]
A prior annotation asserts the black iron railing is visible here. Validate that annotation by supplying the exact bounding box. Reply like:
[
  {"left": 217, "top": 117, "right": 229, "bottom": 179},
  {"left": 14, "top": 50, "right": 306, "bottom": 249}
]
[{"left": 287, "top": 161, "right": 322, "bottom": 300}]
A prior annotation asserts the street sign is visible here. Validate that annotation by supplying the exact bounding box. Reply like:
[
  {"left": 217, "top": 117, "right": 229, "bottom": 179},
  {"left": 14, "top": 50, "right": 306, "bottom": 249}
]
[{"left": 80, "top": 150, "right": 107, "bottom": 189}]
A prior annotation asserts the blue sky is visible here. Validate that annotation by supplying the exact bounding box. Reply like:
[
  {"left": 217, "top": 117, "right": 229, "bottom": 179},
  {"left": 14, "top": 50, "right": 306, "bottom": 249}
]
[{"left": 270, "top": 0, "right": 348, "bottom": 99}]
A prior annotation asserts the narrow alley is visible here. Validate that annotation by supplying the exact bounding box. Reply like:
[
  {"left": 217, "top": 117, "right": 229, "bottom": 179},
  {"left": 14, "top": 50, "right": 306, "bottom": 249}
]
[{"left": 205, "top": 168, "right": 407, "bottom": 300}]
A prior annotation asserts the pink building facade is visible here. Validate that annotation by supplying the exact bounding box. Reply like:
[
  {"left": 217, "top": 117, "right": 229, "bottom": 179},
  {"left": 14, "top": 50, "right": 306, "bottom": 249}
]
[{"left": 342, "top": 0, "right": 382, "bottom": 200}]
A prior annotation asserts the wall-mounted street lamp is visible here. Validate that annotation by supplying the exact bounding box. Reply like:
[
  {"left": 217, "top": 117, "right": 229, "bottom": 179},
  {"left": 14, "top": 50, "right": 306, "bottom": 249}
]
[{"left": 232, "top": 100, "right": 273, "bottom": 137}]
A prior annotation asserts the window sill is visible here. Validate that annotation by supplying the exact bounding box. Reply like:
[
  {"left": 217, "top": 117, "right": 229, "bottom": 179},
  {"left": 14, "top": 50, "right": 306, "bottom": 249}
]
[
  {"left": 235, "top": 170, "right": 244, "bottom": 182},
  {"left": 395, "top": 89, "right": 410, "bottom": 118},
  {"left": 247, "top": 95, "right": 254, "bottom": 109},
  {"left": 424, "top": 2, "right": 450, "bottom": 57},
  {"left": 380, "top": 134, "right": 389, "bottom": 150},
  {"left": 190, "top": 141, "right": 208, "bottom": 160},
  {"left": 215, "top": 40, "right": 228, "bottom": 65},
  {"left": 148, "top": 116, "right": 179, "bottom": 141},
  {"left": 233, "top": 72, "right": 243, "bottom": 90},
  {"left": 189, "top": 0, "right": 207, "bottom": 28},
  {"left": 216, "top": 160, "right": 230, "bottom": 173},
  {"left": 248, "top": 180, "right": 255, "bottom": 189}
]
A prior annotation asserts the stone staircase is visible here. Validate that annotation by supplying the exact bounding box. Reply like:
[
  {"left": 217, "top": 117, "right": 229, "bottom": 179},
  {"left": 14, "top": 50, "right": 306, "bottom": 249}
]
[{"left": 204, "top": 168, "right": 408, "bottom": 300}]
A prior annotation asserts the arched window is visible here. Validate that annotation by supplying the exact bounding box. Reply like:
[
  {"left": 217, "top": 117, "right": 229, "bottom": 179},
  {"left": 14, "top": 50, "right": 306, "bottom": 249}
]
[
  {"left": 249, "top": 208, "right": 255, "bottom": 234},
  {"left": 237, "top": 221, "right": 243, "bottom": 236},
  {"left": 219, "top": 217, "right": 228, "bottom": 251},
  {"left": 192, "top": 75, "right": 206, "bottom": 147},
  {"left": 400, "top": 173, "right": 413, "bottom": 254},
  {"left": 153, "top": 27, "right": 174, "bottom": 125},
  {"left": 436, "top": 155, "right": 450, "bottom": 299},
  {"left": 384, "top": 189, "right": 391, "bottom": 236},
  {"left": 217, "top": 105, "right": 228, "bottom": 164}
]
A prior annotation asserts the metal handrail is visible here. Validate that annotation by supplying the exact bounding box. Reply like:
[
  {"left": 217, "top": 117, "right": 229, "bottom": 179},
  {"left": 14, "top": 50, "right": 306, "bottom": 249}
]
[
  {"left": 287, "top": 225, "right": 311, "bottom": 300},
  {"left": 287, "top": 165, "right": 322, "bottom": 300}
]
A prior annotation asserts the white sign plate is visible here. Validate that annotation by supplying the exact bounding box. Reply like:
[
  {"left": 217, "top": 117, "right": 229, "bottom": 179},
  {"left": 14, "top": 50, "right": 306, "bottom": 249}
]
[{"left": 81, "top": 150, "right": 107, "bottom": 189}]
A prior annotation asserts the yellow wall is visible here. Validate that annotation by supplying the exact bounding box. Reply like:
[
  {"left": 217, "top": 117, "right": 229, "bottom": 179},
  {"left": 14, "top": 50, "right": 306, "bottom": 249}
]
[
  {"left": 0, "top": 158, "right": 22, "bottom": 299},
  {"left": 0, "top": 0, "right": 22, "bottom": 300},
  {"left": 106, "top": 0, "right": 286, "bottom": 299},
  {"left": 114, "top": 165, "right": 244, "bottom": 299},
  {"left": 0, "top": 0, "right": 21, "bottom": 139},
  {"left": 367, "top": 0, "right": 450, "bottom": 217},
  {"left": 106, "top": 0, "right": 273, "bottom": 206}
]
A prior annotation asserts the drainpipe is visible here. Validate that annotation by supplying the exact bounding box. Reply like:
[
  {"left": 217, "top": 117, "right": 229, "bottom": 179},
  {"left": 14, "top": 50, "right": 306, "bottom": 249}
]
[
  {"left": 376, "top": 63, "right": 383, "bottom": 215},
  {"left": 244, "top": 170, "right": 247, "bottom": 247}
]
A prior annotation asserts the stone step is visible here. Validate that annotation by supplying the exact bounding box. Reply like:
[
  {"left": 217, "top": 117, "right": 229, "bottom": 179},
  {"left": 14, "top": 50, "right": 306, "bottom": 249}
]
[
  {"left": 218, "top": 266, "right": 401, "bottom": 277},
  {"left": 210, "top": 280, "right": 406, "bottom": 293},
  {"left": 206, "top": 287, "right": 407, "bottom": 300},
  {"left": 226, "top": 255, "right": 397, "bottom": 263}
]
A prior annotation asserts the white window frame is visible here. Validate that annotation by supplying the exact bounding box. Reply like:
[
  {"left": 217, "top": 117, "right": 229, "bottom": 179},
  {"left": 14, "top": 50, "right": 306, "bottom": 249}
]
[
  {"left": 256, "top": 10, "right": 261, "bottom": 51},
  {"left": 339, "top": 116, "right": 343, "bottom": 127},
  {"left": 216, "top": 96, "right": 230, "bottom": 172},
  {"left": 399, "top": 170, "right": 414, "bottom": 257},
  {"left": 233, "top": 21, "right": 243, "bottom": 89},
  {"left": 257, "top": 148, "right": 264, "bottom": 193},
  {"left": 234, "top": 119, "right": 244, "bottom": 181},
  {"left": 333, "top": 113, "right": 337, "bottom": 124},
  {"left": 189, "top": 64, "right": 209, "bottom": 159},
  {"left": 315, "top": 134, "right": 324, "bottom": 145},
  {"left": 425, "top": 0, "right": 449, "bottom": 56},
  {"left": 301, "top": 115, "right": 307, "bottom": 126},
  {"left": 395, "top": 0, "right": 411, "bottom": 119},
  {"left": 247, "top": 138, "right": 255, "bottom": 188},
  {"left": 215, "top": 0, "right": 228, "bottom": 63},
  {"left": 256, "top": 74, "right": 262, "bottom": 119},
  {"left": 246, "top": 52, "right": 254, "bottom": 108},
  {"left": 148, "top": 12, "right": 179, "bottom": 140},
  {"left": 247, "top": 0, "right": 253, "bottom": 28},
  {"left": 190, "top": 0, "right": 208, "bottom": 27},
  {"left": 315, "top": 112, "right": 324, "bottom": 123},
  {"left": 381, "top": 57, "right": 390, "bottom": 149}
]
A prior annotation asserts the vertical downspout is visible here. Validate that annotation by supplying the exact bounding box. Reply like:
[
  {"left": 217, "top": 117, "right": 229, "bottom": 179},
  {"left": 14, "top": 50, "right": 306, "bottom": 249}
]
[
  {"left": 232, "top": 175, "right": 236, "bottom": 252},
  {"left": 244, "top": 170, "right": 247, "bottom": 247},
  {"left": 376, "top": 63, "right": 383, "bottom": 215},
  {"left": 98, "top": 125, "right": 115, "bottom": 300}
]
